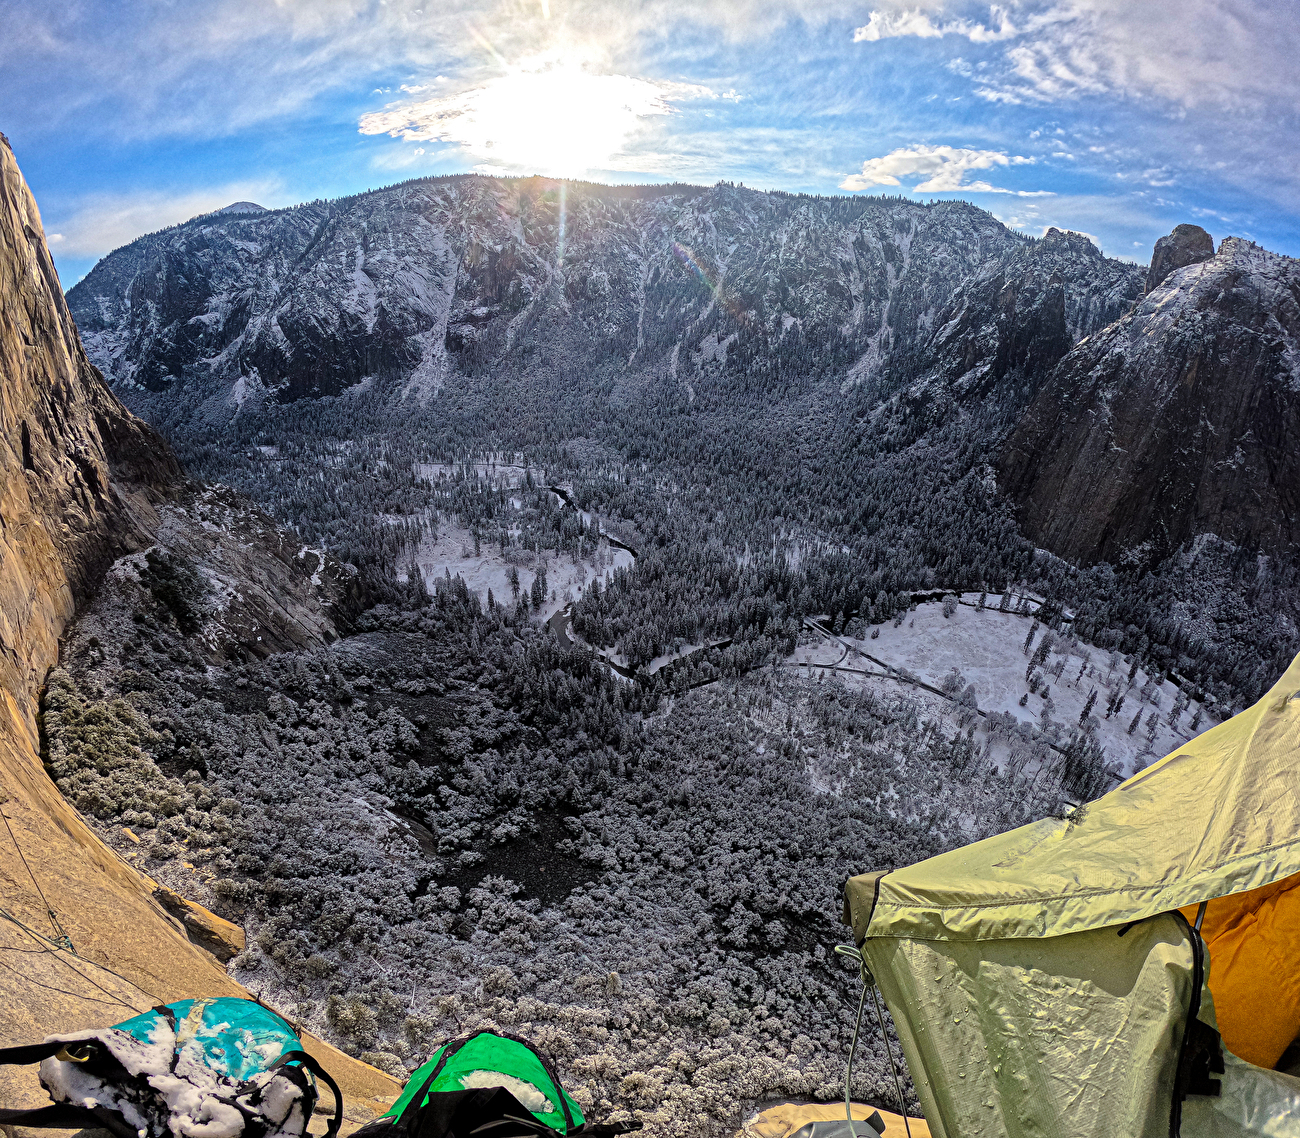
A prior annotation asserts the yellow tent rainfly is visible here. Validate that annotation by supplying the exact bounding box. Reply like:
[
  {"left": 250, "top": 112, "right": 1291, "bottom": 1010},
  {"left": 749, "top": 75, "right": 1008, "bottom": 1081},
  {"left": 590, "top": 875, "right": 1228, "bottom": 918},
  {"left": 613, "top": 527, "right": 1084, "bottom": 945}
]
[{"left": 843, "top": 653, "right": 1300, "bottom": 1138}]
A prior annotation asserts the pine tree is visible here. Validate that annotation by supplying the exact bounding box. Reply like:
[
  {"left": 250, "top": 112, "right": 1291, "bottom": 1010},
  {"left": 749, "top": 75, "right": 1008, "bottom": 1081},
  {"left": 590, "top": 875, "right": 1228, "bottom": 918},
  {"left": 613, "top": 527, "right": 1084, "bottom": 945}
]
[
  {"left": 1023, "top": 621, "right": 1039, "bottom": 655},
  {"left": 1167, "top": 694, "right": 1184, "bottom": 726},
  {"left": 1127, "top": 708, "right": 1142, "bottom": 735},
  {"left": 1080, "top": 689, "right": 1097, "bottom": 724}
]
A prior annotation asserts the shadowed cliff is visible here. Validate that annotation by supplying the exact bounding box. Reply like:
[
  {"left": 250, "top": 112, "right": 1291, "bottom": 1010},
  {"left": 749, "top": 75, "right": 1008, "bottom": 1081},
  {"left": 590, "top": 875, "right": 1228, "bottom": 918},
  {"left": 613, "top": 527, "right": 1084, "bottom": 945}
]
[{"left": 999, "top": 230, "right": 1300, "bottom": 566}]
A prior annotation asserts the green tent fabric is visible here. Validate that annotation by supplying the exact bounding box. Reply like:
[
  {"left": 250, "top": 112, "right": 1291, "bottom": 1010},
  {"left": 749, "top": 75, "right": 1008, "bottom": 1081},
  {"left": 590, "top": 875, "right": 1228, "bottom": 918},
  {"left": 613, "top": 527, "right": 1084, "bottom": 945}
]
[
  {"left": 384, "top": 1031, "right": 585, "bottom": 1135},
  {"left": 843, "top": 652, "right": 1300, "bottom": 1138}
]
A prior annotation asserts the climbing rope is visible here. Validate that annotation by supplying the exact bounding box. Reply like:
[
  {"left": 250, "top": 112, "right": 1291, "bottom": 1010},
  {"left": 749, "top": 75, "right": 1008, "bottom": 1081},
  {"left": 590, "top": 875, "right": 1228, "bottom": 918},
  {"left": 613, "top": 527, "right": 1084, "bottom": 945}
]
[
  {"left": 0, "top": 906, "right": 151, "bottom": 1012},
  {"left": 1, "top": 804, "right": 75, "bottom": 953},
  {"left": 835, "top": 943, "right": 912, "bottom": 1138},
  {"left": 0, "top": 797, "right": 159, "bottom": 1012}
]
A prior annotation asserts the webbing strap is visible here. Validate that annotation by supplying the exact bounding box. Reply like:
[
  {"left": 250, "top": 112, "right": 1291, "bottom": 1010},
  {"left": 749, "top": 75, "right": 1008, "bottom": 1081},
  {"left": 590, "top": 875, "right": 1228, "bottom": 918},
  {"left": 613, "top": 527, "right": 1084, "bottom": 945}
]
[
  {"left": 152, "top": 1004, "right": 181, "bottom": 1073},
  {"left": 270, "top": 1049, "right": 344, "bottom": 1138},
  {"left": 0, "top": 1102, "right": 135, "bottom": 1138},
  {"left": 0, "top": 1103, "right": 101, "bottom": 1128},
  {"left": 0, "top": 1041, "right": 70, "bottom": 1066}
]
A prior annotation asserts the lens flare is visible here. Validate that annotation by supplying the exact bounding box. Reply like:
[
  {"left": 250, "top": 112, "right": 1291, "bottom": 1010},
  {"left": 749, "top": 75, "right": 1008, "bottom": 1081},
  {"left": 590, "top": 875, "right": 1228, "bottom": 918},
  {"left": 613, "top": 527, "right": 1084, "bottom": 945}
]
[
  {"left": 557, "top": 180, "right": 567, "bottom": 266},
  {"left": 672, "top": 241, "right": 748, "bottom": 324}
]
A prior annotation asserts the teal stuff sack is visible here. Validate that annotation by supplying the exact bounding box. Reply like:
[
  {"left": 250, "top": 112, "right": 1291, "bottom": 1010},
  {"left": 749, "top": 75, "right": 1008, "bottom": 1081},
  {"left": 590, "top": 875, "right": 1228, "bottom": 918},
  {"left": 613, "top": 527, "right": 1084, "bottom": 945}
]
[{"left": 0, "top": 997, "right": 341, "bottom": 1138}]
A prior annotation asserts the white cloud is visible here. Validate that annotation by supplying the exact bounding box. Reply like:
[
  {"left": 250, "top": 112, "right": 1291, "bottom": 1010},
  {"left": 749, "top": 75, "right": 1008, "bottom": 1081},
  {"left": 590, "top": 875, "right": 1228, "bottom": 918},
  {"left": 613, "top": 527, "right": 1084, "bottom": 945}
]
[
  {"left": 359, "top": 55, "right": 714, "bottom": 175},
  {"left": 854, "top": 9, "right": 944, "bottom": 41},
  {"left": 840, "top": 144, "right": 1050, "bottom": 195},
  {"left": 973, "top": 86, "right": 1024, "bottom": 104},
  {"left": 853, "top": 1, "right": 1300, "bottom": 112},
  {"left": 41, "top": 181, "right": 282, "bottom": 260},
  {"left": 849, "top": 1, "right": 1300, "bottom": 219},
  {"left": 853, "top": 5, "right": 1020, "bottom": 44}
]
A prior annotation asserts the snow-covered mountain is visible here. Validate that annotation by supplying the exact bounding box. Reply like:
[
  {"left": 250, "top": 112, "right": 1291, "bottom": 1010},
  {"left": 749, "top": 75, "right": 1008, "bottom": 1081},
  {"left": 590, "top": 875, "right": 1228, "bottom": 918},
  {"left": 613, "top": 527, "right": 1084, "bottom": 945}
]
[
  {"left": 893, "top": 226, "right": 1144, "bottom": 405},
  {"left": 1000, "top": 233, "right": 1300, "bottom": 563},
  {"left": 66, "top": 177, "right": 1135, "bottom": 413},
  {"left": 64, "top": 175, "right": 1296, "bottom": 581}
]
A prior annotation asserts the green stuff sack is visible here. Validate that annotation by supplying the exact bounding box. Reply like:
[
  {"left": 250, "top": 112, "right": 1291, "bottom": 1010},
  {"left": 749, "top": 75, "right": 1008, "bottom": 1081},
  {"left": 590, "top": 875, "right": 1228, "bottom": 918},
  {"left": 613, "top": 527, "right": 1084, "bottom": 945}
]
[
  {"left": 0, "top": 997, "right": 341, "bottom": 1138},
  {"left": 353, "top": 1029, "right": 653, "bottom": 1138},
  {"left": 384, "top": 1030, "right": 583, "bottom": 1135}
]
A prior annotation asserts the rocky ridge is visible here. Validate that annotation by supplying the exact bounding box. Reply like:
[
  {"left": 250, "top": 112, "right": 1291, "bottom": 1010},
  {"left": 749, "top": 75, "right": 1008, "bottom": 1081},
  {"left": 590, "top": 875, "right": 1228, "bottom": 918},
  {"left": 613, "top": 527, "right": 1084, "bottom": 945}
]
[
  {"left": 1145, "top": 223, "right": 1215, "bottom": 295},
  {"left": 67, "top": 173, "right": 1300, "bottom": 591},
  {"left": 67, "top": 178, "right": 1092, "bottom": 413},
  {"left": 888, "top": 225, "right": 1145, "bottom": 405},
  {"left": 999, "top": 235, "right": 1300, "bottom": 565}
]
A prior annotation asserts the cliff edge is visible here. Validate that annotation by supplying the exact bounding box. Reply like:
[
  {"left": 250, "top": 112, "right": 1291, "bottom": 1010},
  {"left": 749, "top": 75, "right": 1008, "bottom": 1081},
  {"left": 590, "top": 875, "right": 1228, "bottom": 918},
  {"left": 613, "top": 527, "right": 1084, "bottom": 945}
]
[{"left": 0, "top": 135, "right": 398, "bottom": 1129}]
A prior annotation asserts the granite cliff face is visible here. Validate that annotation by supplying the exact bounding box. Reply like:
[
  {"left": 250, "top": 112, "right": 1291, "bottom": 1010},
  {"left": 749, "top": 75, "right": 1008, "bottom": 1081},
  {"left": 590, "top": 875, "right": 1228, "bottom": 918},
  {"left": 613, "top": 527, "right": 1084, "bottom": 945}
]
[
  {"left": 999, "top": 233, "right": 1300, "bottom": 565},
  {"left": 0, "top": 127, "right": 219, "bottom": 1109},
  {"left": 0, "top": 132, "right": 178, "bottom": 731},
  {"left": 0, "top": 134, "right": 399, "bottom": 1122},
  {"left": 1145, "top": 223, "right": 1215, "bottom": 295}
]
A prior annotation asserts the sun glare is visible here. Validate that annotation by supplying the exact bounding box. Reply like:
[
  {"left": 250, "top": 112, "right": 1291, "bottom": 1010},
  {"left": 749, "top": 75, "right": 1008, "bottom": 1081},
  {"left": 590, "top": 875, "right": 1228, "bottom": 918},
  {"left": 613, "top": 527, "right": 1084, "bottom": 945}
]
[{"left": 360, "top": 58, "right": 678, "bottom": 175}]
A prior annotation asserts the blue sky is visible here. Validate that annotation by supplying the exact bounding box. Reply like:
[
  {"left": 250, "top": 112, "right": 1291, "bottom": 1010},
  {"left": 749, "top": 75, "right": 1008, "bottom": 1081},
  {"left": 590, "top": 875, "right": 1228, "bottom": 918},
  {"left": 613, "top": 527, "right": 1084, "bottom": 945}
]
[{"left": 3, "top": 0, "right": 1297, "bottom": 286}]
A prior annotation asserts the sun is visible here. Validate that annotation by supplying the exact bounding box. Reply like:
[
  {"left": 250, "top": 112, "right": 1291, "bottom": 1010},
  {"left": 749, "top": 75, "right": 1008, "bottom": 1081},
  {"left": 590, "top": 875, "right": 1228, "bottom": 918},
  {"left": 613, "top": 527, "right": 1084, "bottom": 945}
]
[{"left": 361, "top": 56, "right": 679, "bottom": 176}]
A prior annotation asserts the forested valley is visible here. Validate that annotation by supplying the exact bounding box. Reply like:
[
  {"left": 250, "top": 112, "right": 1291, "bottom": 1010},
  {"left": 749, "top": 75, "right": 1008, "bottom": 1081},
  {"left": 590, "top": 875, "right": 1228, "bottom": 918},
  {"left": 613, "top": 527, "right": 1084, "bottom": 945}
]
[{"left": 150, "top": 324, "right": 1295, "bottom": 716}]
